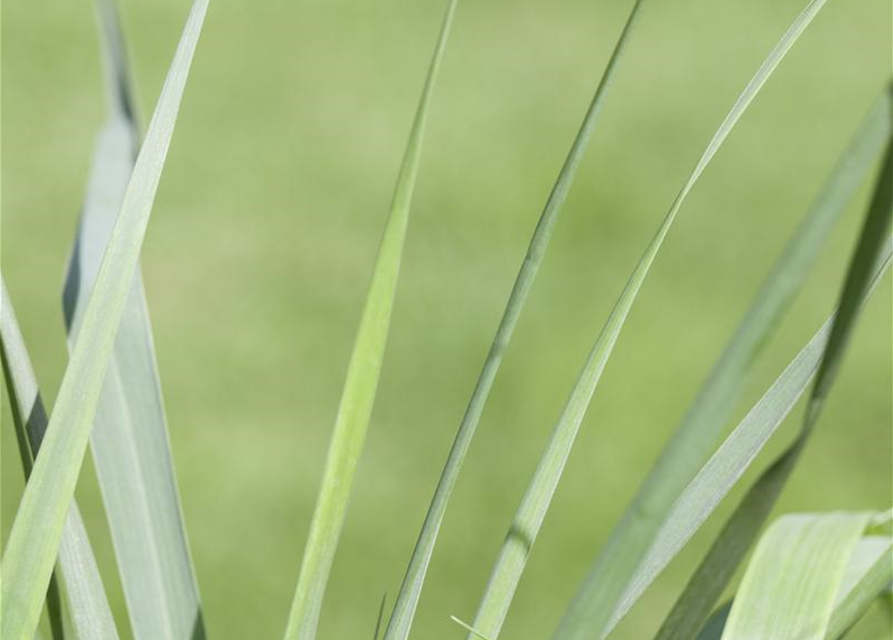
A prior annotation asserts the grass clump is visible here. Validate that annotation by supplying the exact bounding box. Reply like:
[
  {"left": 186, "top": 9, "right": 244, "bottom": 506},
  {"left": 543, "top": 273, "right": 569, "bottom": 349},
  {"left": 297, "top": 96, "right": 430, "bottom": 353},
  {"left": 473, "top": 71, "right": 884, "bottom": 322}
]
[{"left": 1, "top": 1, "right": 890, "bottom": 640}]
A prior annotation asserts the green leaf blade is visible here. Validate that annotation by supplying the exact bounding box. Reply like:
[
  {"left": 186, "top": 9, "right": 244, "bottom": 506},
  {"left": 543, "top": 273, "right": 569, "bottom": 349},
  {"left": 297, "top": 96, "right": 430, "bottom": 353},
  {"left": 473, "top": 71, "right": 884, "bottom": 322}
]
[
  {"left": 60, "top": 6, "right": 205, "bottom": 640},
  {"left": 653, "top": 121, "right": 893, "bottom": 640},
  {"left": 644, "top": 248, "right": 885, "bottom": 640},
  {"left": 0, "top": 3, "right": 208, "bottom": 638},
  {"left": 281, "top": 3, "right": 457, "bottom": 639},
  {"left": 459, "top": 0, "right": 840, "bottom": 636},
  {"left": 721, "top": 513, "right": 872, "bottom": 640},
  {"left": 827, "top": 541, "right": 893, "bottom": 638},
  {"left": 551, "top": 5, "right": 882, "bottom": 637},
  {"left": 383, "top": 2, "right": 649, "bottom": 637},
  {"left": 1, "top": 279, "right": 121, "bottom": 640}
]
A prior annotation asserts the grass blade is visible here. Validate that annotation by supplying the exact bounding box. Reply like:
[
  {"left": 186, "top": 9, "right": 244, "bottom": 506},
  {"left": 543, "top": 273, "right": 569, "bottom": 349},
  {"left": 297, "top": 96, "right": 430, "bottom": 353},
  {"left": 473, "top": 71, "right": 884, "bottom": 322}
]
[
  {"left": 835, "top": 535, "right": 892, "bottom": 605},
  {"left": 372, "top": 595, "right": 387, "bottom": 640},
  {"left": 382, "top": 2, "right": 649, "bottom": 637},
  {"left": 0, "top": 2, "right": 208, "bottom": 638},
  {"left": 281, "top": 2, "right": 457, "bottom": 638},
  {"left": 601, "top": 91, "right": 893, "bottom": 634},
  {"left": 827, "top": 542, "right": 893, "bottom": 638},
  {"left": 450, "top": 0, "right": 837, "bottom": 635},
  {"left": 1, "top": 279, "right": 121, "bottom": 640},
  {"left": 654, "top": 131, "right": 893, "bottom": 640},
  {"left": 61, "top": 3, "right": 205, "bottom": 639},
  {"left": 451, "top": 616, "right": 494, "bottom": 640},
  {"left": 552, "top": 4, "right": 868, "bottom": 637},
  {"left": 651, "top": 262, "right": 888, "bottom": 640},
  {"left": 4, "top": 289, "right": 71, "bottom": 640},
  {"left": 692, "top": 537, "right": 893, "bottom": 640},
  {"left": 720, "top": 512, "right": 873, "bottom": 640}
]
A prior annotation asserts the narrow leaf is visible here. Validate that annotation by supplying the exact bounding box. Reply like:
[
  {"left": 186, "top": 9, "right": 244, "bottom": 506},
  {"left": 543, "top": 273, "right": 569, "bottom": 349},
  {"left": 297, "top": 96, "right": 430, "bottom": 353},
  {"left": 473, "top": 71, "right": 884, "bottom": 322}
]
[
  {"left": 1, "top": 279, "right": 121, "bottom": 640},
  {"left": 372, "top": 595, "right": 387, "bottom": 640},
  {"left": 628, "top": 241, "right": 891, "bottom": 640},
  {"left": 61, "top": 3, "right": 205, "bottom": 639},
  {"left": 826, "top": 540, "right": 893, "bottom": 638},
  {"left": 691, "top": 538, "right": 893, "bottom": 640},
  {"left": 720, "top": 512, "right": 872, "bottom": 640},
  {"left": 451, "top": 616, "right": 494, "bottom": 640},
  {"left": 2, "top": 288, "right": 67, "bottom": 640},
  {"left": 553, "top": 5, "right": 871, "bottom": 637},
  {"left": 459, "top": 0, "right": 838, "bottom": 636},
  {"left": 0, "top": 3, "right": 208, "bottom": 639},
  {"left": 282, "top": 2, "right": 456, "bottom": 639},
  {"left": 382, "top": 2, "right": 649, "bottom": 637},
  {"left": 835, "top": 536, "right": 892, "bottom": 605},
  {"left": 644, "top": 239, "right": 889, "bottom": 640},
  {"left": 654, "top": 129, "right": 893, "bottom": 640}
]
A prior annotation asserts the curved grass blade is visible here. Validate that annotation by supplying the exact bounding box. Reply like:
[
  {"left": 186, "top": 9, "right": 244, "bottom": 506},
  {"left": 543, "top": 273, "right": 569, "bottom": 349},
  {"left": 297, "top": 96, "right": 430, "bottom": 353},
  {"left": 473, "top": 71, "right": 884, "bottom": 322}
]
[
  {"left": 835, "top": 536, "right": 891, "bottom": 604},
  {"left": 0, "top": 2, "right": 208, "bottom": 638},
  {"left": 4, "top": 292, "right": 68, "bottom": 640},
  {"left": 281, "top": 2, "right": 457, "bottom": 638},
  {"left": 614, "top": 325, "right": 832, "bottom": 640},
  {"left": 451, "top": 616, "right": 494, "bottom": 640},
  {"left": 61, "top": 3, "right": 205, "bottom": 639},
  {"left": 372, "top": 595, "right": 387, "bottom": 640},
  {"left": 598, "top": 91, "right": 893, "bottom": 635},
  {"left": 623, "top": 253, "right": 890, "bottom": 638},
  {"left": 691, "top": 538, "right": 893, "bottom": 640},
  {"left": 1, "top": 279, "right": 121, "bottom": 640},
  {"left": 382, "top": 2, "right": 649, "bottom": 637},
  {"left": 457, "top": 1, "right": 837, "bottom": 637},
  {"left": 827, "top": 541, "right": 893, "bottom": 638},
  {"left": 654, "top": 134, "right": 893, "bottom": 640},
  {"left": 2, "top": 292, "right": 66, "bottom": 640},
  {"left": 720, "top": 512, "right": 873, "bottom": 640},
  {"left": 552, "top": 4, "right": 868, "bottom": 637}
]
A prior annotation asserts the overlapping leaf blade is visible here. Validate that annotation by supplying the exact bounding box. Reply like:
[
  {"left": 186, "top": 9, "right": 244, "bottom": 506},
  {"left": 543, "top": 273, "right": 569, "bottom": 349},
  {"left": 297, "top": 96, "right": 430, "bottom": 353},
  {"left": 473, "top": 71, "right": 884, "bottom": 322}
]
[
  {"left": 61, "top": 3, "right": 205, "bottom": 639},
  {"left": 551, "top": 3, "right": 872, "bottom": 638},
  {"left": 0, "top": 2, "right": 208, "bottom": 638},
  {"left": 654, "top": 127, "right": 893, "bottom": 640},
  {"left": 1, "top": 289, "right": 67, "bottom": 640},
  {"left": 720, "top": 512, "right": 872, "bottom": 640},
  {"left": 827, "top": 539, "right": 893, "bottom": 638},
  {"left": 382, "top": 2, "right": 650, "bottom": 637},
  {"left": 457, "top": 0, "right": 838, "bottom": 636},
  {"left": 598, "top": 91, "right": 893, "bottom": 637},
  {"left": 693, "top": 536, "right": 893, "bottom": 640},
  {"left": 1, "top": 278, "right": 121, "bottom": 640},
  {"left": 282, "top": 2, "right": 457, "bottom": 638}
]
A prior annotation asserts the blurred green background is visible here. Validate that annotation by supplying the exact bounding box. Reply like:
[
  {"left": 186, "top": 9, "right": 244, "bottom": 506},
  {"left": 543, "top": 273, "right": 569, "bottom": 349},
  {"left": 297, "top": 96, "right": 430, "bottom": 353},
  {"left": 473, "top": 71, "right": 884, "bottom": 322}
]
[{"left": 2, "top": 0, "right": 891, "bottom": 638}]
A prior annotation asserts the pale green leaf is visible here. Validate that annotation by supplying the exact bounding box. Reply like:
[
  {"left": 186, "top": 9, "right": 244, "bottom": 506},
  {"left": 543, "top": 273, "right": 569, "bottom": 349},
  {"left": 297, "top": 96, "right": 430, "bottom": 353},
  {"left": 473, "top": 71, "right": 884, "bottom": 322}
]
[
  {"left": 451, "top": 616, "right": 494, "bottom": 640},
  {"left": 1, "top": 279, "right": 120, "bottom": 640},
  {"left": 553, "top": 5, "right": 877, "bottom": 637},
  {"left": 720, "top": 512, "right": 872, "bottom": 640},
  {"left": 61, "top": 3, "right": 205, "bottom": 639},
  {"left": 653, "top": 129, "right": 893, "bottom": 640},
  {"left": 282, "top": 2, "right": 457, "bottom": 639},
  {"left": 460, "top": 1, "right": 837, "bottom": 636},
  {"left": 0, "top": 3, "right": 208, "bottom": 638},
  {"left": 613, "top": 201, "right": 893, "bottom": 635},
  {"left": 0, "top": 285, "right": 67, "bottom": 640},
  {"left": 692, "top": 537, "right": 893, "bottom": 640},
  {"left": 382, "top": 2, "right": 649, "bottom": 637},
  {"left": 826, "top": 541, "right": 893, "bottom": 639},
  {"left": 835, "top": 536, "right": 892, "bottom": 606}
]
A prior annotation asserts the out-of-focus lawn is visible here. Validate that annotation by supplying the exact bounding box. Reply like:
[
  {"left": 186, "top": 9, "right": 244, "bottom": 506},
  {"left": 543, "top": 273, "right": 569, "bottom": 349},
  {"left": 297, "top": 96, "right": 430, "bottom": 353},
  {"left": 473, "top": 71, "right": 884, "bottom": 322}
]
[{"left": 2, "top": 0, "right": 891, "bottom": 638}]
